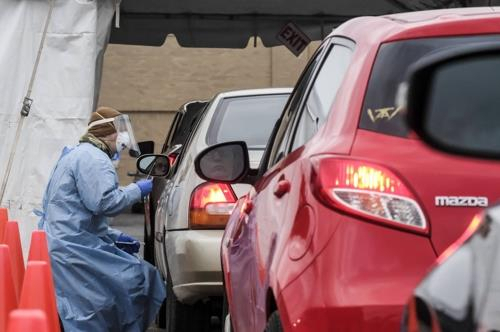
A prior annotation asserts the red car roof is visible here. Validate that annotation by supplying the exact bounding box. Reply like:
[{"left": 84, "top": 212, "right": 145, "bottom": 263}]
[{"left": 333, "top": 7, "right": 500, "bottom": 44}]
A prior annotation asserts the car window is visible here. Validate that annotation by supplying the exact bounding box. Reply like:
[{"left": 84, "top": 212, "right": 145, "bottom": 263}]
[
  {"left": 161, "top": 101, "right": 207, "bottom": 154},
  {"left": 161, "top": 112, "right": 182, "bottom": 153},
  {"left": 169, "top": 103, "right": 210, "bottom": 176},
  {"left": 170, "top": 101, "right": 207, "bottom": 147},
  {"left": 291, "top": 44, "right": 353, "bottom": 150},
  {"left": 360, "top": 35, "right": 500, "bottom": 138},
  {"left": 206, "top": 94, "right": 289, "bottom": 149},
  {"left": 267, "top": 42, "right": 329, "bottom": 167}
]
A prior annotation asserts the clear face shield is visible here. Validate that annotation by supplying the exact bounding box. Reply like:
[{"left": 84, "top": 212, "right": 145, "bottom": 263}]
[{"left": 113, "top": 114, "right": 141, "bottom": 157}]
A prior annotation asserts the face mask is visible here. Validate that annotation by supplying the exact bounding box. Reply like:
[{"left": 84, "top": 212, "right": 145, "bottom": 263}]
[{"left": 116, "top": 132, "right": 130, "bottom": 154}]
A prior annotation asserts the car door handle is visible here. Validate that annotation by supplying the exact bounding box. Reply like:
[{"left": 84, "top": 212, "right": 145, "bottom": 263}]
[
  {"left": 242, "top": 200, "right": 253, "bottom": 214},
  {"left": 274, "top": 179, "right": 291, "bottom": 198}
]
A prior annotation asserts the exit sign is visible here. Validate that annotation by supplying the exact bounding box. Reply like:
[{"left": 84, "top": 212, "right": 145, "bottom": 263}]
[{"left": 277, "top": 22, "right": 311, "bottom": 56}]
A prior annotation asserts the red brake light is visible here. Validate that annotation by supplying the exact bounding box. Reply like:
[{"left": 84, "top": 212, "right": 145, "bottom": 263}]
[
  {"left": 189, "top": 182, "right": 237, "bottom": 229},
  {"left": 167, "top": 153, "right": 178, "bottom": 166},
  {"left": 311, "top": 157, "right": 427, "bottom": 233}
]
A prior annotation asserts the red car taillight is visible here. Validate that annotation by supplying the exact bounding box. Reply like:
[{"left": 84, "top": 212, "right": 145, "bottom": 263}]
[
  {"left": 189, "top": 182, "right": 237, "bottom": 229},
  {"left": 311, "top": 157, "right": 427, "bottom": 233}
]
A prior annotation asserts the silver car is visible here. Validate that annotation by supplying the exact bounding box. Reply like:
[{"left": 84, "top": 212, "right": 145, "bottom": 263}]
[{"left": 151, "top": 88, "right": 291, "bottom": 331}]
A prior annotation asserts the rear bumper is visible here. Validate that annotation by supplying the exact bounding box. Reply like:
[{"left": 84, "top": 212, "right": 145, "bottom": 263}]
[
  {"left": 173, "top": 282, "right": 223, "bottom": 304},
  {"left": 276, "top": 215, "right": 437, "bottom": 332},
  {"left": 165, "top": 229, "right": 224, "bottom": 304}
]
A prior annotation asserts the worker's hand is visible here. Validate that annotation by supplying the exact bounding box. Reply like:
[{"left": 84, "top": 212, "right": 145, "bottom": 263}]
[
  {"left": 116, "top": 233, "right": 140, "bottom": 254},
  {"left": 136, "top": 179, "right": 153, "bottom": 198}
]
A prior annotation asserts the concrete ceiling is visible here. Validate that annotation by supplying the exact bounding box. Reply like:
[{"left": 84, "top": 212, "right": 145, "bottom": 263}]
[{"left": 109, "top": 0, "right": 497, "bottom": 48}]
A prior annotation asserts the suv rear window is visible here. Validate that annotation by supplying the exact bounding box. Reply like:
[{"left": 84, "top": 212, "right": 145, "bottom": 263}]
[
  {"left": 360, "top": 35, "right": 500, "bottom": 137},
  {"left": 207, "top": 94, "right": 289, "bottom": 149}
]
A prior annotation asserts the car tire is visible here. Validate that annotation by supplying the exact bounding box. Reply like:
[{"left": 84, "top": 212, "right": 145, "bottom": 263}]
[
  {"left": 165, "top": 266, "right": 211, "bottom": 332},
  {"left": 156, "top": 298, "right": 166, "bottom": 328},
  {"left": 222, "top": 290, "right": 233, "bottom": 332},
  {"left": 265, "top": 311, "right": 283, "bottom": 332}
]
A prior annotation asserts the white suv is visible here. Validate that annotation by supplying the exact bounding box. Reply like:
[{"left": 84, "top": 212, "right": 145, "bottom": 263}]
[{"left": 148, "top": 88, "right": 291, "bottom": 331}]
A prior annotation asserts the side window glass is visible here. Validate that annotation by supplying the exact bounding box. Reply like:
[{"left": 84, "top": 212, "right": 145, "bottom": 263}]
[
  {"left": 171, "top": 102, "right": 207, "bottom": 146},
  {"left": 291, "top": 44, "right": 353, "bottom": 150},
  {"left": 171, "top": 106, "right": 208, "bottom": 174},
  {"left": 268, "top": 44, "right": 327, "bottom": 166},
  {"left": 162, "top": 113, "right": 181, "bottom": 153}
]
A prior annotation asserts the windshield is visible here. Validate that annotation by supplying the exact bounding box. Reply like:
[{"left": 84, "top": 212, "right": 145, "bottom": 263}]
[
  {"left": 360, "top": 35, "right": 500, "bottom": 137},
  {"left": 207, "top": 94, "right": 289, "bottom": 149}
]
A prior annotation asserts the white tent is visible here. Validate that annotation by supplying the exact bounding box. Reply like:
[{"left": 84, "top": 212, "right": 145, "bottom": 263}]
[
  {"left": 0, "top": 0, "right": 495, "bottom": 255},
  {"left": 110, "top": 0, "right": 496, "bottom": 47},
  {"left": 0, "top": 0, "right": 115, "bottom": 254}
]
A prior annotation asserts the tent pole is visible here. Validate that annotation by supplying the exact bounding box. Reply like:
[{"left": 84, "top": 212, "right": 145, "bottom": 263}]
[{"left": 0, "top": 0, "right": 55, "bottom": 205}]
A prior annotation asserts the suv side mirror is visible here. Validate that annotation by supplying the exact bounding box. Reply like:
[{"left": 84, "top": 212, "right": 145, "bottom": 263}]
[
  {"left": 136, "top": 154, "right": 170, "bottom": 177},
  {"left": 402, "top": 43, "right": 500, "bottom": 159},
  {"left": 194, "top": 141, "right": 250, "bottom": 183},
  {"left": 131, "top": 140, "right": 155, "bottom": 157}
]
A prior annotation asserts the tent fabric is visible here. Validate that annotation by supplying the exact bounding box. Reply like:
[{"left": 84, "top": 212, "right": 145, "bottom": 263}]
[
  {"left": 109, "top": 0, "right": 497, "bottom": 47},
  {"left": 0, "top": 0, "right": 115, "bottom": 255}
]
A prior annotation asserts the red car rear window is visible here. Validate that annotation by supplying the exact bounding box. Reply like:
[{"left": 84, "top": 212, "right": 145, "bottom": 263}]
[{"left": 360, "top": 34, "right": 500, "bottom": 137}]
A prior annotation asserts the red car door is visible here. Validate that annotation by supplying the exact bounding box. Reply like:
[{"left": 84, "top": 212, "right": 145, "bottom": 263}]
[
  {"left": 226, "top": 38, "right": 355, "bottom": 332},
  {"left": 225, "top": 44, "right": 329, "bottom": 331},
  {"left": 233, "top": 159, "right": 299, "bottom": 331}
]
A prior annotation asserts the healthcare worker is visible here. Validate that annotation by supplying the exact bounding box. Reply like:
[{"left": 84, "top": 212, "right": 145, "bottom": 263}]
[{"left": 38, "top": 107, "right": 166, "bottom": 331}]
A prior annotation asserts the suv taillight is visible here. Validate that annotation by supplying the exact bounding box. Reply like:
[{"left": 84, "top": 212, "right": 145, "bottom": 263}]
[
  {"left": 311, "top": 156, "right": 427, "bottom": 233},
  {"left": 189, "top": 182, "right": 237, "bottom": 229},
  {"left": 167, "top": 153, "right": 178, "bottom": 166}
]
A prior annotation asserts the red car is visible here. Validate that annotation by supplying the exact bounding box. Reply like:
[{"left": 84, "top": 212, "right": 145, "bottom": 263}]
[{"left": 195, "top": 8, "right": 500, "bottom": 332}]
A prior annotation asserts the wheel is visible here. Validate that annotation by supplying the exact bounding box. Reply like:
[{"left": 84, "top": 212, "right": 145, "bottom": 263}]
[
  {"left": 222, "top": 290, "right": 233, "bottom": 332},
  {"left": 265, "top": 311, "right": 283, "bottom": 332},
  {"left": 156, "top": 298, "right": 166, "bottom": 328},
  {"left": 165, "top": 266, "right": 211, "bottom": 332}
]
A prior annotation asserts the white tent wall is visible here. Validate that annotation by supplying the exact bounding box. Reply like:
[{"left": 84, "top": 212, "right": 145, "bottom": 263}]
[{"left": 0, "top": 0, "right": 115, "bottom": 257}]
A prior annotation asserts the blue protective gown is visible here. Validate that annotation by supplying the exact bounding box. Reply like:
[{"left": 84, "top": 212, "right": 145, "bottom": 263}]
[{"left": 38, "top": 143, "right": 166, "bottom": 332}]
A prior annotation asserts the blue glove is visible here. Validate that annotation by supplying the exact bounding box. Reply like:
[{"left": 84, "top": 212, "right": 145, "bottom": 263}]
[
  {"left": 116, "top": 233, "right": 140, "bottom": 254},
  {"left": 136, "top": 179, "right": 153, "bottom": 197}
]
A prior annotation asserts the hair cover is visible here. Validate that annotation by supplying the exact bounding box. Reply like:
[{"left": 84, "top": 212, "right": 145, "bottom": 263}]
[{"left": 87, "top": 106, "right": 122, "bottom": 137}]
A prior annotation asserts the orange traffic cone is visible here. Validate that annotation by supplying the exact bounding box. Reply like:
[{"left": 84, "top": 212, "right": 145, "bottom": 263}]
[
  {"left": 2, "top": 221, "right": 24, "bottom": 300},
  {"left": 28, "top": 230, "right": 50, "bottom": 264},
  {"left": 0, "top": 208, "right": 7, "bottom": 245},
  {"left": 19, "top": 261, "right": 60, "bottom": 332},
  {"left": 6, "top": 309, "right": 49, "bottom": 332},
  {"left": 0, "top": 245, "right": 18, "bottom": 332}
]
